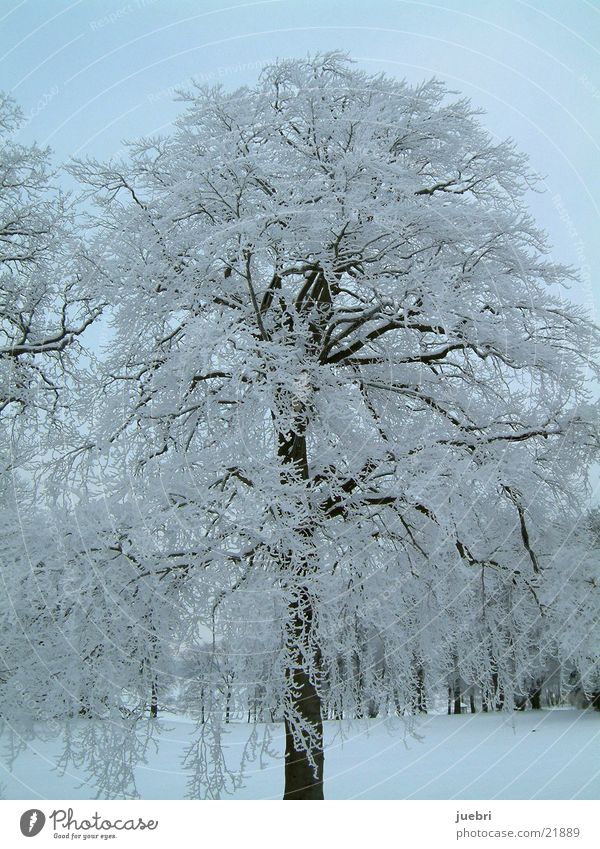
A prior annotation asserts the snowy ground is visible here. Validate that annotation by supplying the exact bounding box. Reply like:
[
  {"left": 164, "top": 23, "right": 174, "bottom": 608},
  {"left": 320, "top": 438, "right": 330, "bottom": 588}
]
[{"left": 1, "top": 709, "right": 598, "bottom": 800}]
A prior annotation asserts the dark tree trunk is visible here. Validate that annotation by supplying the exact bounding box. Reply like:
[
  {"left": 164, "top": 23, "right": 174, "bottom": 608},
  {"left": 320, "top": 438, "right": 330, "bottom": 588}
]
[
  {"left": 453, "top": 687, "right": 462, "bottom": 715},
  {"left": 392, "top": 688, "right": 403, "bottom": 716},
  {"left": 469, "top": 690, "right": 476, "bottom": 713},
  {"left": 225, "top": 673, "right": 234, "bottom": 723},
  {"left": 491, "top": 670, "right": 505, "bottom": 710},
  {"left": 452, "top": 655, "right": 462, "bottom": 714},
  {"left": 530, "top": 686, "right": 542, "bottom": 710},
  {"left": 416, "top": 664, "right": 427, "bottom": 713},
  {"left": 283, "top": 665, "right": 324, "bottom": 799},
  {"left": 481, "top": 689, "right": 490, "bottom": 713},
  {"left": 277, "top": 416, "right": 324, "bottom": 799},
  {"left": 147, "top": 628, "right": 159, "bottom": 718},
  {"left": 283, "top": 587, "right": 324, "bottom": 799},
  {"left": 352, "top": 647, "right": 365, "bottom": 719},
  {"left": 150, "top": 680, "right": 158, "bottom": 718},
  {"left": 366, "top": 699, "right": 379, "bottom": 719},
  {"left": 272, "top": 279, "right": 336, "bottom": 799}
]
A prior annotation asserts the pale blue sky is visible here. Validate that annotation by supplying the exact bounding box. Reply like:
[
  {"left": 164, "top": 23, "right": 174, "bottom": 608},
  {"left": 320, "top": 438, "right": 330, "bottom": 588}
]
[{"left": 2, "top": 0, "right": 599, "bottom": 317}]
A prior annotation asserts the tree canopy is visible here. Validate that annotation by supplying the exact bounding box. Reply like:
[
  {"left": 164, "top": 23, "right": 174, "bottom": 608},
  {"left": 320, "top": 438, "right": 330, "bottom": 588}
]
[{"left": 1, "top": 54, "right": 599, "bottom": 800}]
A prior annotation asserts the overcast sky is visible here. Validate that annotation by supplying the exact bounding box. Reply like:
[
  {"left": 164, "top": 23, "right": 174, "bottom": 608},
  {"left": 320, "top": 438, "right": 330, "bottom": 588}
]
[{"left": 2, "top": 0, "right": 599, "bottom": 314}]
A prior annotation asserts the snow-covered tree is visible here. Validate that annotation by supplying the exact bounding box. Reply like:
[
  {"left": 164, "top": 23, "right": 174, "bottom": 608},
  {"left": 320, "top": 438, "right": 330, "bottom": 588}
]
[
  {"left": 0, "top": 94, "right": 103, "bottom": 771},
  {"left": 4, "top": 54, "right": 598, "bottom": 799},
  {"left": 0, "top": 92, "right": 101, "bottom": 438},
  {"left": 551, "top": 509, "right": 600, "bottom": 709}
]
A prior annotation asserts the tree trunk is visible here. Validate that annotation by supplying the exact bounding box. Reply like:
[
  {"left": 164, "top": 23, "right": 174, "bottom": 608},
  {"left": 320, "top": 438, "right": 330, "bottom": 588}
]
[
  {"left": 491, "top": 670, "right": 505, "bottom": 710},
  {"left": 274, "top": 328, "right": 328, "bottom": 799},
  {"left": 453, "top": 686, "right": 462, "bottom": 715},
  {"left": 147, "top": 628, "right": 159, "bottom": 718},
  {"left": 530, "top": 686, "right": 542, "bottom": 710},
  {"left": 225, "top": 673, "right": 234, "bottom": 723},
  {"left": 150, "top": 680, "right": 158, "bottom": 718},
  {"left": 452, "top": 657, "right": 462, "bottom": 714},
  {"left": 283, "top": 587, "right": 324, "bottom": 799},
  {"left": 283, "top": 666, "right": 324, "bottom": 799},
  {"left": 416, "top": 664, "right": 427, "bottom": 713}
]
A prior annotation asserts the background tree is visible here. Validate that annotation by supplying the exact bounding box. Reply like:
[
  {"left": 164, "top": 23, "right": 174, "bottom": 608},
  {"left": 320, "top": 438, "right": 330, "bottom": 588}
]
[
  {"left": 0, "top": 86, "right": 100, "bottom": 633},
  {"left": 0, "top": 93, "right": 100, "bottom": 430},
  {"left": 552, "top": 509, "right": 600, "bottom": 710},
  {"left": 0, "top": 93, "right": 102, "bottom": 743},
  {"left": 4, "top": 54, "right": 598, "bottom": 800}
]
